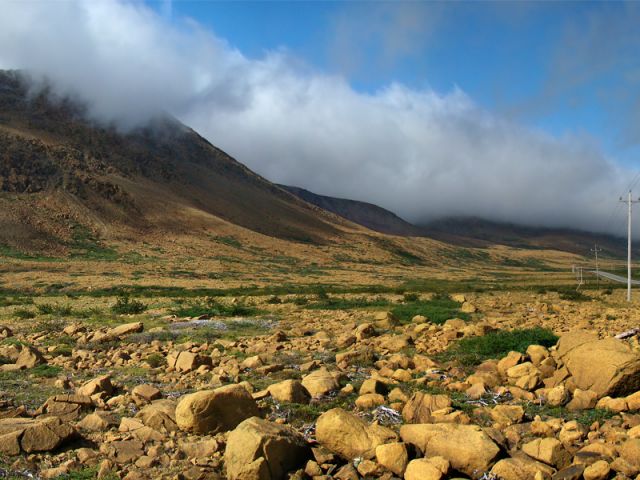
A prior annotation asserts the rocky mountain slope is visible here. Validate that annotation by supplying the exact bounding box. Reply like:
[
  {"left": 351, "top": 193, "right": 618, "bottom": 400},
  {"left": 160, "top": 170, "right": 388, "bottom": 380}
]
[{"left": 0, "top": 70, "right": 352, "bottom": 251}]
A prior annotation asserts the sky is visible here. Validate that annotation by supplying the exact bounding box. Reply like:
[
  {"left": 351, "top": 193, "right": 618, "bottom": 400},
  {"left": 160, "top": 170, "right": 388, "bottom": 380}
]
[{"left": 0, "top": 0, "right": 639, "bottom": 236}]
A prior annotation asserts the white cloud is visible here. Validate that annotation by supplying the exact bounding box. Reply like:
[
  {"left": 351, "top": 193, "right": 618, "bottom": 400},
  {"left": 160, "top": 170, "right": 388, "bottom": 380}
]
[{"left": 0, "top": 0, "right": 633, "bottom": 235}]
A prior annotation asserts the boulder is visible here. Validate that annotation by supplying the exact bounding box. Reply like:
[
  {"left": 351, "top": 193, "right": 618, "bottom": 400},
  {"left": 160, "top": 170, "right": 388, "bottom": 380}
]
[
  {"left": 77, "top": 375, "right": 114, "bottom": 397},
  {"left": 15, "top": 345, "right": 45, "bottom": 369},
  {"left": 136, "top": 399, "right": 178, "bottom": 432},
  {"left": 225, "top": 417, "right": 310, "bottom": 480},
  {"left": 175, "top": 384, "right": 260, "bottom": 434},
  {"left": 404, "top": 458, "right": 445, "bottom": 480},
  {"left": 490, "top": 455, "right": 554, "bottom": 480},
  {"left": 167, "top": 351, "right": 210, "bottom": 373},
  {"left": 522, "top": 437, "right": 571, "bottom": 468},
  {"left": 38, "top": 394, "right": 93, "bottom": 421},
  {"left": 77, "top": 411, "right": 118, "bottom": 432},
  {"left": 316, "top": 408, "right": 397, "bottom": 460},
  {"left": 131, "top": 384, "right": 161, "bottom": 403},
  {"left": 375, "top": 442, "right": 408, "bottom": 476},
  {"left": 267, "top": 380, "right": 310, "bottom": 404},
  {"left": 400, "top": 423, "right": 500, "bottom": 478},
  {"left": 0, "top": 417, "right": 75, "bottom": 454},
  {"left": 402, "top": 392, "right": 452, "bottom": 423},
  {"left": 557, "top": 333, "right": 640, "bottom": 397},
  {"left": 301, "top": 368, "right": 340, "bottom": 398}
]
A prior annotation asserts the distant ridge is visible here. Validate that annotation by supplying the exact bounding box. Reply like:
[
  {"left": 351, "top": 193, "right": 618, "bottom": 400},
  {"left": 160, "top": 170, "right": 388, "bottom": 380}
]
[
  {"left": 278, "top": 185, "right": 422, "bottom": 236},
  {"left": 283, "top": 184, "right": 634, "bottom": 258}
]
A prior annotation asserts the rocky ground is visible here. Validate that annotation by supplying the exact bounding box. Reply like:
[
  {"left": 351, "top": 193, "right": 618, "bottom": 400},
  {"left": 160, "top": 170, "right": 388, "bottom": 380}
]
[{"left": 1, "top": 287, "right": 640, "bottom": 480}]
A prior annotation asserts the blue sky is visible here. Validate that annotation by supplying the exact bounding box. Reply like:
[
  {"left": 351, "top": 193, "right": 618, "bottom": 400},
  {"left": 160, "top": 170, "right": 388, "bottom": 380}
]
[{"left": 150, "top": 0, "right": 640, "bottom": 167}]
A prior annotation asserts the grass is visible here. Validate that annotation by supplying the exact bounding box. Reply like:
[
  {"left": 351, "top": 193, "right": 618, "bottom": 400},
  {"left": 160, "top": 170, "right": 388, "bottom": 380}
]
[
  {"left": 55, "top": 465, "right": 118, "bottom": 480},
  {"left": 36, "top": 303, "right": 73, "bottom": 316},
  {"left": 553, "top": 287, "right": 592, "bottom": 302},
  {"left": 29, "top": 364, "right": 63, "bottom": 378},
  {"left": 523, "top": 403, "right": 616, "bottom": 427},
  {"left": 305, "top": 295, "right": 390, "bottom": 310},
  {"left": 0, "top": 296, "right": 33, "bottom": 307},
  {"left": 271, "top": 393, "right": 358, "bottom": 427},
  {"left": 436, "top": 327, "right": 559, "bottom": 366},
  {"left": 14, "top": 308, "right": 36, "bottom": 319},
  {"left": 68, "top": 225, "right": 119, "bottom": 261},
  {"left": 170, "top": 297, "right": 259, "bottom": 318},
  {"left": 392, "top": 293, "right": 469, "bottom": 324}
]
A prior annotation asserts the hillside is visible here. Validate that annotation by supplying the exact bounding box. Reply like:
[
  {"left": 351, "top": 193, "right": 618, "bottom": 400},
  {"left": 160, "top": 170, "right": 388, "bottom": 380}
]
[
  {"left": 279, "top": 185, "right": 421, "bottom": 236},
  {"left": 0, "top": 70, "right": 349, "bottom": 251}
]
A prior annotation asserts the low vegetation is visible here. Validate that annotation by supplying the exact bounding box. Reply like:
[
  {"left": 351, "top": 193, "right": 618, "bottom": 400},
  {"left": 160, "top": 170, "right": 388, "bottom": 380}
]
[
  {"left": 111, "top": 295, "right": 147, "bottom": 315},
  {"left": 392, "top": 293, "right": 469, "bottom": 324},
  {"left": 437, "top": 327, "right": 559, "bottom": 366},
  {"left": 170, "top": 297, "right": 260, "bottom": 318}
]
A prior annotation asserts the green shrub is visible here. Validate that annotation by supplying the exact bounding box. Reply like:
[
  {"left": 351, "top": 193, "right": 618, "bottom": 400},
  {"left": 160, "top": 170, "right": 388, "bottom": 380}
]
[
  {"left": 403, "top": 292, "right": 419, "bottom": 302},
  {"left": 555, "top": 288, "right": 590, "bottom": 302},
  {"left": 111, "top": 295, "right": 147, "bottom": 315},
  {"left": 437, "top": 327, "right": 559, "bottom": 366},
  {"left": 145, "top": 353, "right": 165, "bottom": 368},
  {"left": 36, "top": 303, "right": 73, "bottom": 316}
]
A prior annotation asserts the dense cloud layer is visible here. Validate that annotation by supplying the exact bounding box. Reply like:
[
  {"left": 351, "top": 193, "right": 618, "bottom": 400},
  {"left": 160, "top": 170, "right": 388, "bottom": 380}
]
[{"left": 0, "top": 0, "right": 633, "bottom": 235}]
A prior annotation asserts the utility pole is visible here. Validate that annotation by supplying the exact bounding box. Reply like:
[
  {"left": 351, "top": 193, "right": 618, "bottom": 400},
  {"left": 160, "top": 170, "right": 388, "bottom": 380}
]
[
  {"left": 620, "top": 191, "right": 640, "bottom": 302},
  {"left": 591, "top": 244, "right": 602, "bottom": 291}
]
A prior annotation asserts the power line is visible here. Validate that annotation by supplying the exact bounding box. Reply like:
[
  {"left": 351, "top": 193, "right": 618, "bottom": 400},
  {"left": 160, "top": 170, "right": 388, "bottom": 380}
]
[
  {"left": 591, "top": 244, "right": 602, "bottom": 291},
  {"left": 620, "top": 191, "right": 640, "bottom": 302}
]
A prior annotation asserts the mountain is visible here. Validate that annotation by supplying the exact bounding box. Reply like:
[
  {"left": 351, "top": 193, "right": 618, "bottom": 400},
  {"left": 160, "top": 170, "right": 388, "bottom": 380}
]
[
  {"left": 282, "top": 183, "right": 633, "bottom": 258},
  {"left": 0, "top": 70, "right": 350, "bottom": 251},
  {"left": 278, "top": 185, "right": 422, "bottom": 236},
  {"left": 420, "top": 217, "right": 635, "bottom": 259}
]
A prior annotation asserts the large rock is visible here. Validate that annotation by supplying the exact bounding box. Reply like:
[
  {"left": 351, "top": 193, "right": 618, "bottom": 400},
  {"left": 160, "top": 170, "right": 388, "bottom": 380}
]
[
  {"left": 76, "top": 375, "right": 114, "bottom": 397},
  {"left": 400, "top": 423, "right": 500, "bottom": 478},
  {"left": 0, "top": 417, "right": 75, "bottom": 454},
  {"left": 315, "top": 408, "right": 397, "bottom": 460},
  {"left": 402, "top": 392, "right": 452, "bottom": 423},
  {"left": 490, "top": 455, "right": 554, "bottom": 480},
  {"left": 225, "top": 417, "right": 310, "bottom": 480},
  {"left": 557, "top": 333, "right": 640, "bottom": 397},
  {"left": 38, "top": 394, "right": 93, "bottom": 421},
  {"left": 522, "top": 437, "right": 571, "bottom": 468},
  {"left": 301, "top": 368, "right": 340, "bottom": 398},
  {"left": 15, "top": 345, "right": 45, "bottom": 369},
  {"left": 375, "top": 442, "right": 409, "bottom": 476},
  {"left": 136, "top": 399, "right": 178, "bottom": 432},
  {"left": 175, "top": 384, "right": 260, "bottom": 434},
  {"left": 91, "top": 322, "right": 143, "bottom": 343},
  {"left": 267, "top": 380, "right": 310, "bottom": 404}
]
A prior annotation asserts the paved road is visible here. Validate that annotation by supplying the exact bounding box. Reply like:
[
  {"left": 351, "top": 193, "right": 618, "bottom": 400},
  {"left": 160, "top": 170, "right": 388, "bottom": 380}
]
[{"left": 588, "top": 270, "right": 640, "bottom": 285}]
